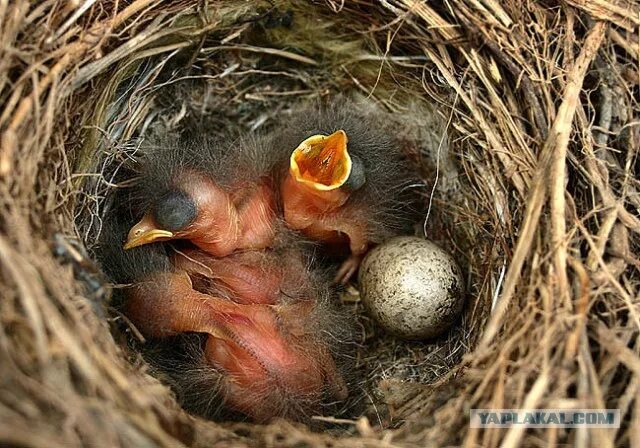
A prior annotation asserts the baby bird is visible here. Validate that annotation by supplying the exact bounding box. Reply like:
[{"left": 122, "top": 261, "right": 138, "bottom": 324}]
[
  {"left": 122, "top": 131, "right": 289, "bottom": 257},
  {"left": 276, "top": 102, "right": 417, "bottom": 283},
  {"left": 98, "top": 130, "right": 351, "bottom": 422},
  {"left": 124, "top": 267, "right": 348, "bottom": 422}
]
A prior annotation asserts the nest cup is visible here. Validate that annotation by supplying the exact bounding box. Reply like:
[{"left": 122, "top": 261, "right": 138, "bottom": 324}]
[{"left": 2, "top": 1, "right": 639, "bottom": 447}]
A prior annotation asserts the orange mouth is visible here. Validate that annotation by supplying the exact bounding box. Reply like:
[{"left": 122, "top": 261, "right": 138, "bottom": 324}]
[{"left": 289, "top": 130, "right": 351, "bottom": 191}]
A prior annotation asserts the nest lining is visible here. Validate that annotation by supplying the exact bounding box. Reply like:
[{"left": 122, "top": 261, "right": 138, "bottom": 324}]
[{"left": 1, "top": 1, "right": 639, "bottom": 447}]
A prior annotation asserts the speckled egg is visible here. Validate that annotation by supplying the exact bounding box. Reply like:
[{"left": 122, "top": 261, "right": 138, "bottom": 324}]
[{"left": 358, "top": 236, "right": 464, "bottom": 340}]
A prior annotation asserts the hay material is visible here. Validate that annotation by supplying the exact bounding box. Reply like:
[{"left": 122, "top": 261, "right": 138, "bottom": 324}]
[{"left": 1, "top": 1, "right": 638, "bottom": 447}]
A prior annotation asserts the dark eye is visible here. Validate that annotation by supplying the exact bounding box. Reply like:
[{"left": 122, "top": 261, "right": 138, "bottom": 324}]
[
  {"left": 344, "top": 155, "right": 366, "bottom": 191},
  {"left": 152, "top": 190, "right": 197, "bottom": 232}
]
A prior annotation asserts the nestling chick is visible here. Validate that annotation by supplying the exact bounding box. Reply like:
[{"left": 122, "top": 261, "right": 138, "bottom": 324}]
[
  {"left": 98, "top": 131, "right": 352, "bottom": 422},
  {"left": 124, "top": 268, "right": 348, "bottom": 422},
  {"left": 122, "top": 132, "right": 290, "bottom": 257},
  {"left": 276, "top": 101, "right": 418, "bottom": 283}
]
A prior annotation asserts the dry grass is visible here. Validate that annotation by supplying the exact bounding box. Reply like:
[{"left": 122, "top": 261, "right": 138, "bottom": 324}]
[{"left": 0, "top": 0, "right": 638, "bottom": 447}]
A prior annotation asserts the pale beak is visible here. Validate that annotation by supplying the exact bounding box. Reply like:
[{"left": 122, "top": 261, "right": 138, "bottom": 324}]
[
  {"left": 290, "top": 130, "right": 352, "bottom": 191},
  {"left": 123, "top": 212, "right": 174, "bottom": 250}
]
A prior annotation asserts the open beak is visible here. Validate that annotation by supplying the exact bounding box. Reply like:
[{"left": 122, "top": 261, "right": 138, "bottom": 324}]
[
  {"left": 290, "top": 130, "right": 351, "bottom": 191},
  {"left": 123, "top": 212, "right": 174, "bottom": 249}
]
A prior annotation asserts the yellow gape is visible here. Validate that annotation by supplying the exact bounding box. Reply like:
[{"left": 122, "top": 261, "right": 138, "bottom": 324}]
[{"left": 289, "top": 130, "right": 351, "bottom": 191}]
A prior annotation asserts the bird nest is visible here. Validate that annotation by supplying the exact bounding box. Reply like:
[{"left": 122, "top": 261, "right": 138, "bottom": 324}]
[{"left": 1, "top": 1, "right": 639, "bottom": 446}]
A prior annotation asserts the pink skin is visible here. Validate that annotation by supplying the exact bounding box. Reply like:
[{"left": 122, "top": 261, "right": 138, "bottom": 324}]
[
  {"left": 175, "top": 171, "right": 278, "bottom": 257},
  {"left": 126, "top": 170, "right": 277, "bottom": 257},
  {"left": 171, "top": 248, "right": 313, "bottom": 306},
  {"left": 127, "top": 167, "right": 366, "bottom": 282},
  {"left": 125, "top": 271, "right": 347, "bottom": 422},
  {"left": 281, "top": 173, "right": 368, "bottom": 284}
]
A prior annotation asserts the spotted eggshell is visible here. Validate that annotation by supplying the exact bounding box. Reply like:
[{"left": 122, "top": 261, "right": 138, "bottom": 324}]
[{"left": 358, "top": 236, "right": 464, "bottom": 339}]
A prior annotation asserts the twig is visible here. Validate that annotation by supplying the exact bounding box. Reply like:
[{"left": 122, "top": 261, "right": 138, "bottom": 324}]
[{"left": 480, "top": 21, "right": 607, "bottom": 349}]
